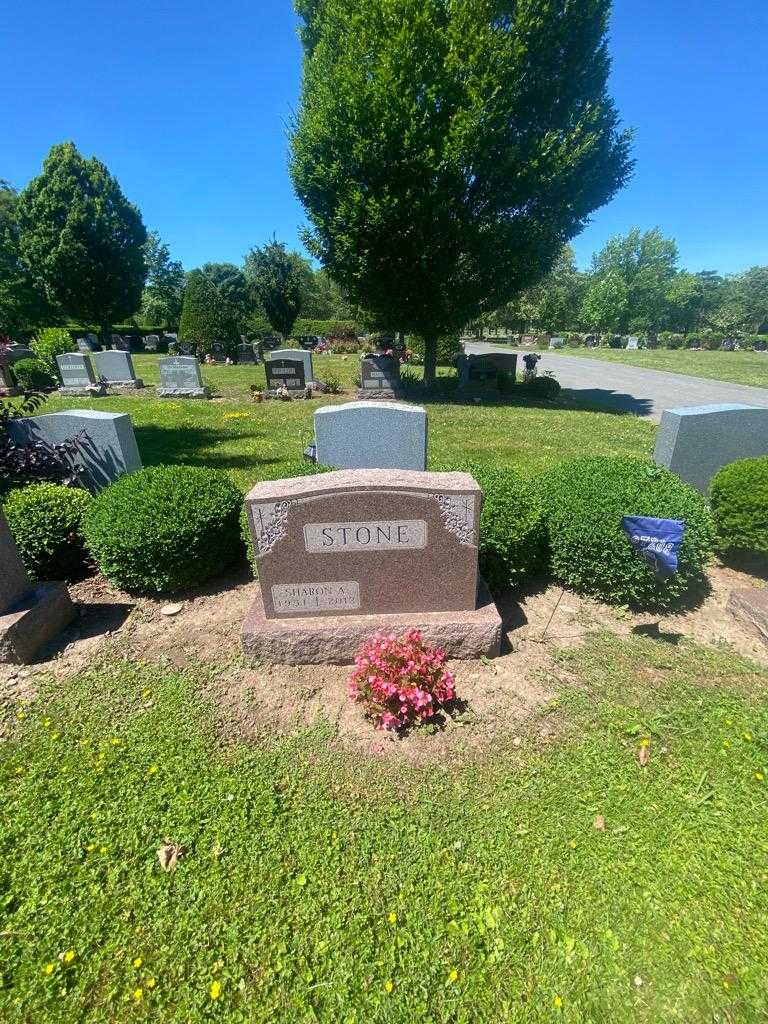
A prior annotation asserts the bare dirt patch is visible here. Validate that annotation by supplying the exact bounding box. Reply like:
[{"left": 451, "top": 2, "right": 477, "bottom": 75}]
[{"left": 1, "top": 558, "right": 766, "bottom": 762}]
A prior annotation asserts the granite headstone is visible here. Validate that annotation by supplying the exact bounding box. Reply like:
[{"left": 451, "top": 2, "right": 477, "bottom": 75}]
[
  {"left": 157, "top": 356, "right": 210, "bottom": 399},
  {"left": 314, "top": 401, "right": 427, "bottom": 471},
  {"left": 56, "top": 353, "right": 106, "bottom": 396},
  {"left": 92, "top": 350, "right": 144, "bottom": 389},
  {"left": 654, "top": 403, "right": 768, "bottom": 493},
  {"left": 360, "top": 354, "right": 402, "bottom": 397},
  {"left": 265, "top": 355, "right": 307, "bottom": 392},
  {"left": 549, "top": 337, "right": 565, "bottom": 350},
  {"left": 271, "top": 348, "right": 313, "bottom": 383}
]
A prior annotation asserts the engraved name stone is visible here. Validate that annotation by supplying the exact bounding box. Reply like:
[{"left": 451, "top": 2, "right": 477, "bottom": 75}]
[{"left": 304, "top": 519, "right": 427, "bottom": 553}]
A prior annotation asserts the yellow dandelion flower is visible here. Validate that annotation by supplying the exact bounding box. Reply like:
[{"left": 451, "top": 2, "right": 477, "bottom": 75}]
[
  {"left": 146, "top": 978, "right": 156, "bottom": 989},
  {"left": 743, "top": 731, "right": 753, "bottom": 742},
  {"left": 15, "top": 766, "right": 23, "bottom": 775},
  {"left": 384, "top": 980, "right": 394, "bottom": 994},
  {"left": 51, "top": 733, "right": 60, "bottom": 741},
  {"left": 553, "top": 995, "right": 563, "bottom": 1009},
  {"left": 111, "top": 738, "right": 121, "bottom": 746},
  {"left": 16, "top": 711, "right": 26, "bottom": 720},
  {"left": 147, "top": 765, "right": 158, "bottom": 775},
  {"left": 100, "top": 846, "right": 108, "bottom": 854},
  {"left": 133, "top": 957, "right": 142, "bottom": 969},
  {"left": 755, "top": 772, "right": 765, "bottom": 782},
  {"left": 86, "top": 843, "right": 96, "bottom": 853},
  {"left": 62, "top": 950, "right": 76, "bottom": 964},
  {"left": 568, "top": 839, "right": 577, "bottom": 849},
  {"left": 142, "top": 690, "right": 151, "bottom": 698},
  {"left": 97, "top": 751, "right": 106, "bottom": 760},
  {"left": 387, "top": 912, "right": 397, "bottom": 924},
  {"left": 44, "top": 963, "right": 55, "bottom": 975},
  {"left": 210, "top": 980, "right": 222, "bottom": 1000},
  {"left": 44, "top": 718, "right": 52, "bottom": 728},
  {"left": 448, "top": 969, "right": 459, "bottom": 983},
  {"left": 133, "top": 987, "right": 143, "bottom": 1002}
]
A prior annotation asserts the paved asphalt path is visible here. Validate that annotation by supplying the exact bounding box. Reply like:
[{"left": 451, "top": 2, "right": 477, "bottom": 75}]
[{"left": 465, "top": 341, "right": 768, "bottom": 422}]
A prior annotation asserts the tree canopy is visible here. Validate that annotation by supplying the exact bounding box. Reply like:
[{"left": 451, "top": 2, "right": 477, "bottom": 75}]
[
  {"left": 290, "top": 0, "right": 633, "bottom": 380},
  {"left": 16, "top": 142, "right": 147, "bottom": 338},
  {"left": 0, "top": 181, "right": 55, "bottom": 336},
  {"left": 179, "top": 269, "right": 237, "bottom": 354},
  {"left": 245, "top": 240, "right": 309, "bottom": 338},
  {"left": 140, "top": 231, "right": 185, "bottom": 330}
]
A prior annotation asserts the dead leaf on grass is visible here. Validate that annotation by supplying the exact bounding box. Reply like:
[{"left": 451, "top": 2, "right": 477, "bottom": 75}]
[
  {"left": 638, "top": 744, "right": 651, "bottom": 767},
  {"left": 157, "top": 840, "right": 186, "bottom": 871},
  {"left": 593, "top": 814, "right": 606, "bottom": 831}
]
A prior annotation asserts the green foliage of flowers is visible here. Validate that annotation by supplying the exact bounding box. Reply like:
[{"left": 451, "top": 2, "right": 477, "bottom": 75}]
[
  {"left": 82, "top": 466, "right": 243, "bottom": 593},
  {"left": 2, "top": 635, "right": 768, "bottom": 1021},
  {"left": 10, "top": 357, "right": 56, "bottom": 391},
  {"left": 537, "top": 457, "right": 715, "bottom": 609},
  {"left": 710, "top": 456, "right": 768, "bottom": 555},
  {"left": 3, "top": 482, "right": 92, "bottom": 580},
  {"left": 31, "top": 327, "right": 74, "bottom": 370}
]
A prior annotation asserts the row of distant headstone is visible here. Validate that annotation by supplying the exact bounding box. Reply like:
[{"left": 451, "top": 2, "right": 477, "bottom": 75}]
[
  {"left": 543, "top": 335, "right": 763, "bottom": 352},
  {"left": 76, "top": 332, "right": 274, "bottom": 363}
]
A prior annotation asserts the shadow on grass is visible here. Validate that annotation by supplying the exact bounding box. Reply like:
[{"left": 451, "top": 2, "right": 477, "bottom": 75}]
[
  {"left": 400, "top": 381, "right": 654, "bottom": 417},
  {"left": 133, "top": 423, "right": 286, "bottom": 473},
  {"left": 718, "top": 551, "right": 768, "bottom": 582}
]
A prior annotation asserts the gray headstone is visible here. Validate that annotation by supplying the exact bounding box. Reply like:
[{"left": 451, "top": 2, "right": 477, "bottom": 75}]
[
  {"left": 626, "top": 336, "right": 640, "bottom": 350},
  {"left": 549, "top": 337, "right": 565, "bottom": 350},
  {"left": 144, "top": 334, "right": 160, "bottom": 352},
  {"left": 458, "top": 352, "right": 517, "bottom": 389},
  {"left": 237, "top": 342, "right": 257, "bottom": 364},
  {"left": 7, "top": 345, "right": 34, "bottom": 364},
  {"left": 360, "top": 354, "right": 401, "bottom": 394},
  {"left": 7, "top": 409, "right": 143, "bottom": 492},
  {"left": 271, "top": 348, "right": 313, "bottom": 383},
  {"left": 314, "top": 401, "right": 427, "bottom": 471},
  {"left": 56, "top": 353, "right": 96, "bottom": 388},
  {"left": 654, "top": 403, "right": 768, "bottom": 494},
  {"left": 265, "top": 356, "right": 307, "bottom": 391},
  {"left": 0, "top": 512, "right": 31, "bottom": 614},
  {"left": 157, "top": 356, "right": 209, "bottom": 398},
  {"left": 92, "top": 350, "right": 142, "bottom": 386}
]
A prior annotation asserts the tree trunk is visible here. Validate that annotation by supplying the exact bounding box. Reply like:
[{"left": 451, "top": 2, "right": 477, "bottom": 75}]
[
  {"left": 423, "top": 334, "right": 438, "bottom": 388},
  {"left": 101, "top": 325, "right": 111, "bottom": 349}
]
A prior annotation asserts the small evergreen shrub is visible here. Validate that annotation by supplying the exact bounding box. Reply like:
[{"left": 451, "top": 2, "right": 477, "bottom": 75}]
[
  {"left": 434, "top": 461, "right": 546, "bottom": 590},
  {"left": 83, "top": 466, "right": 243, "bottom": 593},
  {"left": 710, "top": 456, "right": 768, "bottom": 555},
  {"left": 520, "top": 374, "right": 561, "bottom": 400},
  {"left": 11, "top": 358, "right": 56, "bottom": 391},
  {"left": 658, "top": 332, "right": 685, "bottom": 349},
  {"left": 536, "top": 456, "right": 714, "bottom": 609},
  {"left": 3, "top": 483, "right": 92, "bottom": 581}
]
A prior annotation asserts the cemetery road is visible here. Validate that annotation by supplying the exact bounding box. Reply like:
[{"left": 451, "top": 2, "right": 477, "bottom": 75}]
[{"left": 466, "top": 342, "right": 768, "bottom": 422}]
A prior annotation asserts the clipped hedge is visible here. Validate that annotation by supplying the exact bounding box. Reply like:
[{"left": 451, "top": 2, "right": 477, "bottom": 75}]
[
  {"left": 710, "top": 456, "right": 768, "bottom": 555},
  {"left": 433, "top": 461, "right": 546, "bottom": 590},
  {"left": 3, "top": 483, "right": 92, "bottom": 581},
  {"left": 11, "top": 358, "right": 57, "bottom": 391},
  {"left": 536, "top": 456, "right": 714, "bottom": 609},
  {"left": 83, "top": 466, "right": 243, "bottom": 593}
]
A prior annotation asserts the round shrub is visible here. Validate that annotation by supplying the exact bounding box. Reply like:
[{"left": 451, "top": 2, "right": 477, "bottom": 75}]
[
  {"left": 3, "top": 483, "right": 92, "bottom": 581},
  {"left": 11, "top": 357, "right": 57, "bottom": 391},
  {"left": 710, "top": 456, "right": 768, "bottom": 555},
  {"left": 536, "top": 457, "right": 714, "bottom": 609},
  {"left": 82, "top": 466, "right": 244, "bottom": 593},
  {"left": 434, "top": 461, "right": 546, "bottom": 590},
  {"left": 521, "top": 374, "right": 561, "bottom": 400}
]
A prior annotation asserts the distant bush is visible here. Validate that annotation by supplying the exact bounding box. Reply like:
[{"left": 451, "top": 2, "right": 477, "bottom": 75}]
[
  {"left": 744, "top": 335, "right": 768, "bottom": 350},
  {"left": 31, "top": 327, "right": 73, "bottom": 370},
  {"left": 329, "top": 339, "right": 363, "bottom": 354},
  {"left": 293, "top": 319, "right": 360, "bottom": 339},
  {"left": 520, "top": 374, "right": 561, "bottom": 400},
  {"left": 658, "top": 333, "right": 685, "bottom": 349},
  {"left": 3, "top": 483, "right": 92, "bottom": 581},
  {"left": 83, "top": 466, "right": 243, "bottom": 593},
  {"left": 565, "top": 333, "right": 583, "bottom": 347},
  {"left": 710, "top": 456, "right": 768, "bottom": 556},
  {"left": 11, "top": 358, "right": 56, "bottom": 391},
  {"left": 536, "top": 456, "right": 714, "bottom": 609},
  {"left": 409, "top": 333, "right": 462, "bottom": 367}
]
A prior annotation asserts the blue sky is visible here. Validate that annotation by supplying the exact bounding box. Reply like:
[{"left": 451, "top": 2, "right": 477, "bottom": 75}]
[{"left": 4, "top": 1, "right": 767, "bottom": 274}]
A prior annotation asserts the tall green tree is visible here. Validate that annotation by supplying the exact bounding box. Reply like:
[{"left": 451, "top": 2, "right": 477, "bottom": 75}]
[
  {"left": 16, "top": 142, "right": 147, "bottom": 343},
  {"left": 580, "top": 269, "right": 628, "bottom": 332},
  {"left": 588, "top": 228, "right": 679, "bottom": 332},
  {"left": 201, "top": 263, "right": 251, "bottom": 335},
  {"left": 140, "top": 231, "right": 185, "bottom": 329},
  {"left": 179, "top": 269, "right": 230, "bottom": 354},
  {"left": 290, "top": 0, "right": 632, "bottom": 383},
  {"left": 0, "top": 181, "right": 55, "bottom": 336},
  {"left": 736, "top": 267, "right": 768, "bottom": 334},
  {"left": 244, "top": 240, "right": 308, "bottom": 338}
]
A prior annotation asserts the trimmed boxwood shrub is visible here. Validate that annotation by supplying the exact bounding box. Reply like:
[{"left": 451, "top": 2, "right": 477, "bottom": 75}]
[
  {"left": 536, "top": 457, "right": 714, "bottom": 609},
  {"left": 520, "top": 374, "right": 561, "bottom": 400},
  {"left": 710, "top": 456, "right": 768, "bottom": 555},
  {"left": 82, "top": 466, "right": 243, "bottom": 593},
  {"left": 3, "top": 483, "right": 92, "bottom": 581},
  {"left": 433, "top": 461, "right": 546, "bottom": 590},
  {"left": 11, "top": 358, "right": 57, "bottom": 391}
]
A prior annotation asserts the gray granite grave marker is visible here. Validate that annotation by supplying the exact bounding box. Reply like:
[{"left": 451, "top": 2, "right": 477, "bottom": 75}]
[
  {"left": 157, "top": 356, "right": 210, "bottom": 399},
  {"left": 315, "top": 401, "right": 427, "bottom": 471},
  {"left": 654, "top": 403, "right": 768, "bottom": 493},
  {"left": 271, "top": 348, "right": 313, "bottom": 383},
  {"left": 626, "top": 336, "right": 640, "bottom": 350},
  {"left": 92, "top": 350, "right": 144, "bottom": 389},
  {"left": 56, "top": 353, "right": 106, "bottom": 397},
  {"left": 360, "top": 354, "right": 401, "bottom": 397},
  {"left": 549, "top": 337, "right": 565, "bottom": 350}
]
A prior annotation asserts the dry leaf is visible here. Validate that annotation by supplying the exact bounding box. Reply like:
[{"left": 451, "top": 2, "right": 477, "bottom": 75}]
[
  {"left": 638, "top": 744, "right": 651, "bottom": 767},
  {"left": 593, "top": 814, "right": 606, "bottom": 831},
  {"left": 157, "top": 840, "right": 185, "bottom": 871}
]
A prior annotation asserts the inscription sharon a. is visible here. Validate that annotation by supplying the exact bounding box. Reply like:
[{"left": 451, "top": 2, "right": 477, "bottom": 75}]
[
  {"left": 304, "top": 519, "right": 427, "bottom": 553},
  {"left": 272, "top": 581, "right": 361, "bottom": 614}
]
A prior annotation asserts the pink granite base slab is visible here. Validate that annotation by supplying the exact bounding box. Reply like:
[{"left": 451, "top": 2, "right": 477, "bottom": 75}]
[
  {"left": 728, "top": 587, "right": 768, "bottom": 647},
  {"left": 0, "top": 583, "right": 76, "bottom": 664},
  {"left": 242, "top": 577, "right": 503, "bottom": 665}
]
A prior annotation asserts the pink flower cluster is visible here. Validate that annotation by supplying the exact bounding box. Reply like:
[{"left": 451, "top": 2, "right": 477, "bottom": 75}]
[{"left": 347, "top": 629, "right": 456, "bottom": 731}]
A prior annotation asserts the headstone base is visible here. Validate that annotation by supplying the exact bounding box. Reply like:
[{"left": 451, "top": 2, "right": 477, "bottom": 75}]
[
  {"left": 106, "top": 380, "right": 145, "bottom": 391},
  {"left": 356, "top": 388, "right": 404, "bottom": 401},
  {"left": 157, "top": 387, "right": 210, "bottom": 399},
  {"left": 728, "top": 588, "right": 768, "bottom": 648},
  {"left": 57, "top": 385, "right": 108, "bottom": 398},
  {"left": 0, "top": 582, "right": 76, "bottom": 664},
  {"left": 0, "top": 387, "right": 22, "bottom": 398},
  {"left": 242, "top": 577, "right": 502, "bottom": 665}
]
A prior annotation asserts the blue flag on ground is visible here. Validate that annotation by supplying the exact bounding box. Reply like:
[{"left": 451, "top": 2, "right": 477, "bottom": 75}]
[{"left": 621, "top": 516, "right": 686, "bottom": 578}]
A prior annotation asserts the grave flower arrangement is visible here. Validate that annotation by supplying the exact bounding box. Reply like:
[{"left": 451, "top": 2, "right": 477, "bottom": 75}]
[{"left": 347, "top": 629, "right": 456, "bottom": 731}]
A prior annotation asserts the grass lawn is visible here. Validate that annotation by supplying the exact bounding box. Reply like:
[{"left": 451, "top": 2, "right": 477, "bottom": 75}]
[
  {"left": 2, "top": 634, "right": 768, "bottom": 1022},
  {"left": 529, "top": 347, "right": 768, "bottom": 390},
  {"left": 41, "top": 353, "right": 655, "bottom": 491}
]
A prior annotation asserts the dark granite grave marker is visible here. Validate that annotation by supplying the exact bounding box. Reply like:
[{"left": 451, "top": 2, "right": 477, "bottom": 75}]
[{"left": 265, "top": 357, "right": 306, "bottom": 391}]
